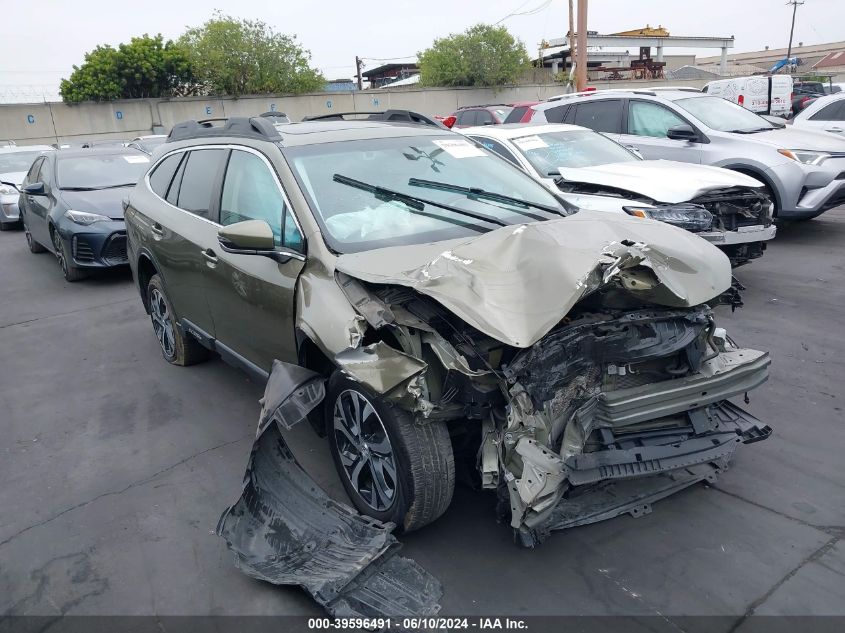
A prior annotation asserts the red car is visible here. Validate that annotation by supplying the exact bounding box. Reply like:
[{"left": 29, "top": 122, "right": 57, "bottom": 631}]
[{"left": 442, "top": 102, "right": 541, "bottom": 128}]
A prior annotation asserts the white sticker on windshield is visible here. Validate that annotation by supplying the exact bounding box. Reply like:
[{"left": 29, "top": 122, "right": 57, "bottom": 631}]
[
  {"left": 432, "top": 139, "right": 485, "bottom": 158},
  {"left": 124, "top": 155, "right": 150, "bottom": 163},
  {"left": 513, "top": 135, "right": 548, "bottom": 151}
]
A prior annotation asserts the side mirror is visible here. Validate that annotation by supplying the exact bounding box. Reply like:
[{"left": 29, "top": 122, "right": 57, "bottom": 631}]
[
  {"left": 218, "top": 219, "right": 305, "bottom": 264},
  {"left": 219, "top": 219, "right": 276, "bottom": 251},
  {"left": 666, "top": 124, "right": 700, "bottom": 142},
  {"left": 23, "top": 182, "right": 46, "bottom": 195},
  {"left": 760, "top": 115, "right": 786, "bottom": 129}
]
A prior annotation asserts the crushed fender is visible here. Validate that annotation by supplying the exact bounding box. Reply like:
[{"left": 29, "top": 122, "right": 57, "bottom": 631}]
[{"left": 217, "top": 360, "right": 442, "bottom": 618}]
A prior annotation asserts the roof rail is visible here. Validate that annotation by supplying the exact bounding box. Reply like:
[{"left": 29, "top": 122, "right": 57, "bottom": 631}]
[
  {"left": 456, "top": 103, "right": 509, "bottom": 110},
  {"left": 167, "top": 117, "right": 282, "bottom": 143},
  {"left": 301, "top": 109, "right": 446, "bottom": 128},
  {"left": 259, "top": 111, "right": 289, "bottom": 118},
  {"left": 647, "top": 86, "right": 702, "bottom": 92}
]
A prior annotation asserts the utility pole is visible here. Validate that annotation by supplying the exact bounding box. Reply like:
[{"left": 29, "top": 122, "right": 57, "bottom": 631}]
[
  {"left": 786, "top": 0, "right": 804, "bottom": 62},
  {"left": 568, "top": 0, "right": 575, "bottom": 78},
  {"left": 575, "top": 0, "right": 588, "bottom": 91},
  {"left": 355, "top": 56, "right": 364, "bottom": 91}
]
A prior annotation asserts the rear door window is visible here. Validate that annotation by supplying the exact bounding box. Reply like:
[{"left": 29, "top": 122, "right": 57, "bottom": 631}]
[
  {"left": 173, "top": 149, "right": 227, "bottom": 220},
  {"left": 627, "top": 101, "right": 687, "bottom": 137},
  {"left": 476, "top": 110, "right": 495, "bottom": 125},
  {"left": 573, "top": 100, "right": 623, "bottom": 133},
  {"left": 456, "top": 110, "right": 477, "bottom": 126}
]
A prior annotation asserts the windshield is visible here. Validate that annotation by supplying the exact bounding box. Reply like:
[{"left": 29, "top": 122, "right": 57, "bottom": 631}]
[
  {"left": 0, "top": 151, "right": 43, "bottom": 175},
  {"left": 674, "top": 96, "right": 774, "bottom": 133},
  {"left": 57, "top": 153, "right": 150, "bottom": 189},
  {"left": 511, "top": 129, "right": 638, "bottom": 175},
  {"left": 285, "top": 135, "right": 567, "bottom": 253}
]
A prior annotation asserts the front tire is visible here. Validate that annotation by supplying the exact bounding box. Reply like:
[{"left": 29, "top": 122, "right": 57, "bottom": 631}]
[
  {"left": 326, "top": 371, "right": 455, "bottom": 532},
  {"left": 146, "top": 274, "right": 209, "bottom": 366},
  {"left": 22, "top": 213, "right": 46, "bottom": 253},
  {"left": 51, "top": 227, "right": 86, "bottom": 282}
]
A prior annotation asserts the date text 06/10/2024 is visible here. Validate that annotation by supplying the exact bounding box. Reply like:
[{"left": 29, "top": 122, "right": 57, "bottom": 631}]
[{"left": 307, "top": 617, "right": 529, "bottom": 630}]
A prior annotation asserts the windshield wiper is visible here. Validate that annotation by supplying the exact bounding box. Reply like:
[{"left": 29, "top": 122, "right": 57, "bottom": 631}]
[
  {"left": 408, "top": 178, "right": 567, "bottom": 218},
  {"left": 60, "top": 183, "right": 136, "bottom": 191},
  {"left": 332, "top": 174, "right": 508, "bottom": 229},
  {"left": 726, "top": 127, "right": 772, "bottom": 134}
]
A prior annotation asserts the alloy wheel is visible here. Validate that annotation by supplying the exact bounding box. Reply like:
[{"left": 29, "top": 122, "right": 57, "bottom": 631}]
[
  {"left": 333, "top": 389, "right": 398, "bottom": 511},
  {"left": 149, "top": 288, "right": 176, "bottom": 360},
  {"left": 51, "top": 229, "right": 67, "bottom": 275}
]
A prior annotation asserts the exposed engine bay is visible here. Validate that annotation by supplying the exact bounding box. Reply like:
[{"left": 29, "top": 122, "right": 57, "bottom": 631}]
[{"left": 218, "top": 214, "right": 772, "bottom": 617}]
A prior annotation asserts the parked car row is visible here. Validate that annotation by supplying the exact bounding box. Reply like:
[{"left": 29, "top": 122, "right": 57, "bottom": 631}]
[
  {"left": 6, "top": 95, "right": 840, "bottom": 556},
  {"left": 442, "top": 89, "right": 845, "bottom": 224}
]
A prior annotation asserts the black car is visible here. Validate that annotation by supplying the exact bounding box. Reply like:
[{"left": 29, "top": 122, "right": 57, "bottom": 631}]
[{"left": 19, "top": 147, "right": 150, "bottom": 281}]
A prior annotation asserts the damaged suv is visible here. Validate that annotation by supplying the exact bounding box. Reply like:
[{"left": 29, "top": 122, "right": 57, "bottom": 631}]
[{"left": 126, "top": 115, "right": 771, "bottom": 546}]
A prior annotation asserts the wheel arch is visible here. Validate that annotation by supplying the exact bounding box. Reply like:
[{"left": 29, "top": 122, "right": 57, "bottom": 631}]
[{"left": 720, "top": 164, "right": 783, "bottom": 215}]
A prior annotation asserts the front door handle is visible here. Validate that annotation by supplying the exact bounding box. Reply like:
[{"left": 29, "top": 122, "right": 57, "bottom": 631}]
[
  {"left": 202, "top": 249, "right": 218, "bottom": 265},
  {"left": 825, "top": 127, "right": 843, "bottom": 133}
]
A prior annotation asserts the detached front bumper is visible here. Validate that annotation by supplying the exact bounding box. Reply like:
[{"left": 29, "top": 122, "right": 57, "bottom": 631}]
[{"left": 511, "top": 349, "right": 772, "bottom": 546}]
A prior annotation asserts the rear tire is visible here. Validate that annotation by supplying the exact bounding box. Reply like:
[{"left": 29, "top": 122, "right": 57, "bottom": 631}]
[
  {"left": 326, "top": 371, "right": 455, "bottom": 532},
  {"left": 146, "top": 274, "right": 210, "bottom": 366}
]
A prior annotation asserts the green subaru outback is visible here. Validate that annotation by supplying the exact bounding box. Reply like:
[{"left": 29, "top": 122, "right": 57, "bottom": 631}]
[{"left": 125, "top": 113, "right": 770, "bottom": 543}]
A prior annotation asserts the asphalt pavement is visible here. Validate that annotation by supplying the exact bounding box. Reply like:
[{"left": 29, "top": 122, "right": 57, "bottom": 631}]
[{"left": 1, "top": 209, "right": 843, "bottom": 631}]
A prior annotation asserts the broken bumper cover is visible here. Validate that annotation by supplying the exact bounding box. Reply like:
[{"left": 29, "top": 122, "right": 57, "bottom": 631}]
[
  {"left": 218, "top": 361, "right": 442, "bottom": 619},
  {"left": 697, "top": 224, "right": 776, "bottom": 246},
  {"left": 518, "top": 400, "right": 771, "bottom": 546}
]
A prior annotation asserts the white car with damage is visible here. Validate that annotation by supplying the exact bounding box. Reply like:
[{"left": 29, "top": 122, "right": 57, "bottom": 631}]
[{"left": 461, "top": 123, "right": 776, "bottom": 266}]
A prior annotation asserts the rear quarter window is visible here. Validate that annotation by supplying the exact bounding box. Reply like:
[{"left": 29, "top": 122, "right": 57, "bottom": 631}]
[{"left": 148, "top": 152, "right": 183, "bottom": 198}]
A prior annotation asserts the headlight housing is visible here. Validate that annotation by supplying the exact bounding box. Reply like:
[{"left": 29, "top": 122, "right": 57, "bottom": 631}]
[
  {"left": 777, "top": 149, "right": 830, "bottom": 165},
  {"left": 0, "top": 184, "right": 17, "bottom": 196},
  {"left": 624, "top": 204, "right": 713, "bottom": 232},
  {"left": 64, "top": 209, "right": 112, "bottom": 225}
]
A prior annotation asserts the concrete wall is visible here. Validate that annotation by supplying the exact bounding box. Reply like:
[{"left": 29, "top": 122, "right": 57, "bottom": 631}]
[{"left": 0, "top": 78, "right": 711, "bottom": 146}]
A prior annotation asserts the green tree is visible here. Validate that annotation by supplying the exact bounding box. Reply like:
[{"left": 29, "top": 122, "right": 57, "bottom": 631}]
[
  {"left": 60, "top": 35, "right": 196, "bottom": 103},
  {"left": 418, "top": 24, "right": 530, "bottom": 87},
  {"left": 179, "top": 13, "right": 324, "bottom": 96}
]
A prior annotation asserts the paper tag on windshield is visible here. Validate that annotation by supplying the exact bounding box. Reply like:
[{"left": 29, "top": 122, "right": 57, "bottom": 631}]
[
  {"left": 124, "top": 155, "right": 150, "bottom": 163},
  {"left": 513, "top": 135, "right": 548, "bottom": 151},
  {"left": 432, "top": 139, "right": 485, "bottom": 158}
]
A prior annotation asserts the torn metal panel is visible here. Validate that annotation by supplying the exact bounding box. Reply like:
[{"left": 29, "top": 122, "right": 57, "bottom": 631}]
[
  {"left": 335, "top": 211, "right": 732, "bottom": 348},
  {"left": 296, "top": 268, "right": 368, "bottom": 355},
  {"left": 258, "top": 360, "right": 325, "bottom": 434},
  {"left": 336, "top": 271, "right": 395, "bottom": 329},
  {"left": 335, "top": 342, "right": 427, "bottom": 394},
  {"left": 218, "top": 362, "right": 442, "bottom": 617}
]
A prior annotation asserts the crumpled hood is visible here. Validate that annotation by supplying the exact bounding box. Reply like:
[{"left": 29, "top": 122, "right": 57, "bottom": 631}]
[
  {"left": 557, "top": 160, "right": 763, "bottom": 203},
  {"left": 335, "top": 210, "right": 731, "bottom": 348},
  {"left": 59, "top": 187, "right": 131, "bottom": 219},
  {"left": 736, "top": 125, "right": 845, "bottom": 151}
]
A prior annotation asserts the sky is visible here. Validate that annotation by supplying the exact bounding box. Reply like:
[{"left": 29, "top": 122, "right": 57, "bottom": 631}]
[{"left": 1, "top": 0, "right": 843, "bottom": 101}]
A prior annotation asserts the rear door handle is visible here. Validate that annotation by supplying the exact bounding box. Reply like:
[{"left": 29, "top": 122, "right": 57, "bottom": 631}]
[
  {"left": 202, "top": 249, "right": 218, "bottom": 265},
  {"left": 825, "top": 127, "right": 843, "bottom": 133},
  {"left": 151, "top": 222, "right": 164, "bottom": 236}
]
